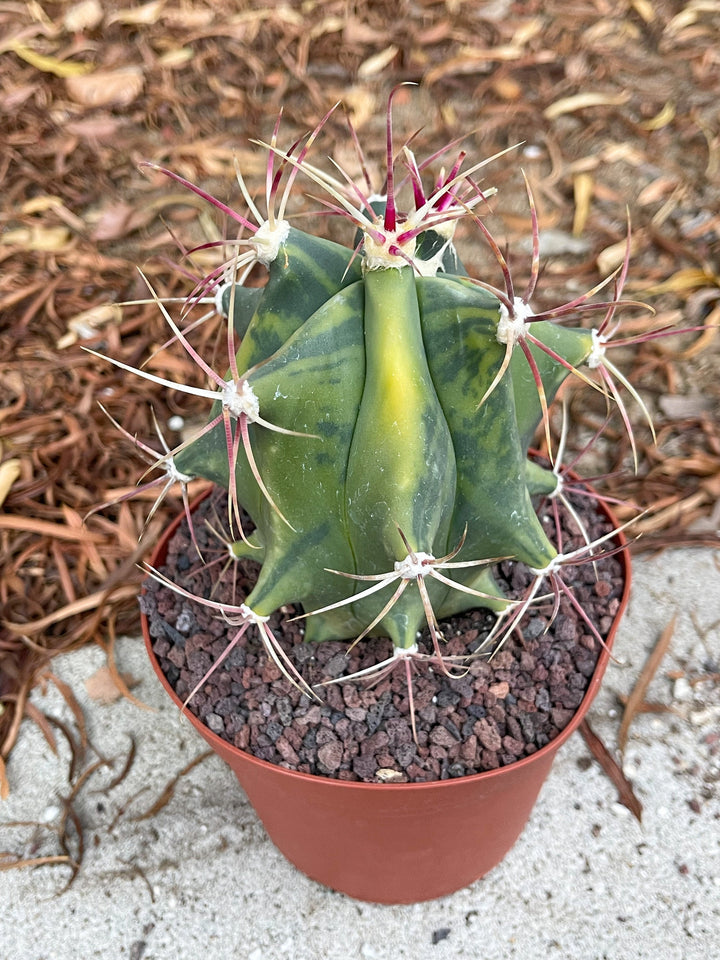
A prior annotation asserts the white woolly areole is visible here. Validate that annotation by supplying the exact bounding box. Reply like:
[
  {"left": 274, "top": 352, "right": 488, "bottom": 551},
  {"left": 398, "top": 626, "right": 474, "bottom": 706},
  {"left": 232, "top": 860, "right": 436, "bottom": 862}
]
[
  {"left": 429, "top": 217, "right": 457, "bottom": 241},
  {"left": 392, "top": 643, "right": 419, "bottom": 658},
  {"left": 394, "top": 552, "right": 435, "bottom": 579},
  {"left": 252, "top": 218, "right": 290, "bottom": 266},
  {"left": 587, "top": 328, "right": 608, "bottom": 369},
  {"left": 164, "top": 458, "right": 194, "bottom": 485},
  {"left": 213, "top": 279, "right": 229, "bottom": 316},
  {"left": 362, "top": 230, "right": 416, "bottom": 271},
  {"left": 238, "top": 603, "right": 270, "bottom": 624},
  {"left": 414, "top": 236, "right": 456, "bottom": 278},
  {"left": 529, "top": 556, "right": 562, "bottom": 577},
  {"left": 222, "top": 378, "right": 260, "bottom": 421},
  {"left": 496, "top": 297, "right": 534, "bottom": 346},
  {"left": 546, "top": 471, "right": 564, "bottom": 500}
]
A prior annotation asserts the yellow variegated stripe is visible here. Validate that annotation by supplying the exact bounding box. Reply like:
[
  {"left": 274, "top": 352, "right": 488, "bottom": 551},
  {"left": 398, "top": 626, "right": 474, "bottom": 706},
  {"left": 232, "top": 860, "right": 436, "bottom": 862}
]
[{"left": 345, "top": 266, "right": 456, "bottom": 647}]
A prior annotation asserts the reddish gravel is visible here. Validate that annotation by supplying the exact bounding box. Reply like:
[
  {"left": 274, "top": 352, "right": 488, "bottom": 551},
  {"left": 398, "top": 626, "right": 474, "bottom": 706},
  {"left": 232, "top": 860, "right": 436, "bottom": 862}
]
[{"left": 141, "top": 487, "right": 624, "bottom": 783}]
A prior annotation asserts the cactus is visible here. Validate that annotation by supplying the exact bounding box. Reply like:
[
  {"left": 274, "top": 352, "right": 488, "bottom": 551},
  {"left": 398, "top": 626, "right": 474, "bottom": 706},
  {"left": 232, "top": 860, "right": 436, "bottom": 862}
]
[{"left": 93, "top": 94, "right": 677, "bottom": 702}]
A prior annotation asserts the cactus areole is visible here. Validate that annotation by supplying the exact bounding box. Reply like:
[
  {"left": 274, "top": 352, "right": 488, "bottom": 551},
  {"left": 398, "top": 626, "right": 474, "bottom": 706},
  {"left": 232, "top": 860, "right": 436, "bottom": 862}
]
[{"left": 98, "top": 94, "right": 652, "bottom": 699}]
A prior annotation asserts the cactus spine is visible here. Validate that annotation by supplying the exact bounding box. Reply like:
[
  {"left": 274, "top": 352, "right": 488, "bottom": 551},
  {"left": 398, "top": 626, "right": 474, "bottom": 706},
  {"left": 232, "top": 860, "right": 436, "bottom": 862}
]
[{"left": 95, "top": 97, "right": 658, "bottom": 694}]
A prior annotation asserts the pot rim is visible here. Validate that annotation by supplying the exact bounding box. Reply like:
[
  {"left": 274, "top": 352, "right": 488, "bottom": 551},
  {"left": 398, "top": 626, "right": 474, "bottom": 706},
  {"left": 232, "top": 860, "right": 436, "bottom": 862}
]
[{"left": 142, "top": 478, "right": 631, "bottom": 792}]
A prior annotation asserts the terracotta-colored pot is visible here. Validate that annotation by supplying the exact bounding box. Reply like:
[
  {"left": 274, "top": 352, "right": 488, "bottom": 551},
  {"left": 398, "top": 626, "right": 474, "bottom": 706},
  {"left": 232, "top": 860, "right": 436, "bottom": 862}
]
[{"left": 142, "top": 489, "right": 630, "bottom": 904}]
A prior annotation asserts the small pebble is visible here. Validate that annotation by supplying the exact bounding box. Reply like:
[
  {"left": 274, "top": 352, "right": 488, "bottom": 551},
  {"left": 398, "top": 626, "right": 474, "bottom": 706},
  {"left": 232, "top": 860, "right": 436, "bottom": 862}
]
[
  {"left": 144, "top": 485, "right": 623, "bottom": 783},
  {"left": 41, "top": 804, "right": 61, "bottom": 823},
  {"left": 673, "top": 678, "right": 693, "bottom": 702}
]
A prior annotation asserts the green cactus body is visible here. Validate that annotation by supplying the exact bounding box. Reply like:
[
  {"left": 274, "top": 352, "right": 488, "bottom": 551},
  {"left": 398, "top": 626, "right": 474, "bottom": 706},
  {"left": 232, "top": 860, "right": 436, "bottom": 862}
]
[
  {"left": 221, "top": 284, "right": 263, "bottom": 338},
  {"left": 509, "top": 320, "right": 596, "bottom": 496},
  {"left": 173, "top": 237, "right": 601, "bottom": 650},
  {"left": 417, "top": 277, "right": 557, "bottom": 572},
  {"left": 124, "top": 120, "right": 640, "bottom": 669},
  {"left": 166, "top": 216, "right": 610, "bottom": 657},
  {"left": 344, "top": 265, "right": 457, "bottom": 649},
  {"left": 175, "top": 228, "right": 362, "bottom": 502},
  {"left": 234, "top": 227, "right": 362, "bottom": 372},
  {"left": 238, "top": 281, "right": 366, "bottom": 623},
  {"left": 524, "top": 457, "right": 562, "bottom": 497},
  {"left": 510, "top": 320, "right": 595, "bottom": 453}
]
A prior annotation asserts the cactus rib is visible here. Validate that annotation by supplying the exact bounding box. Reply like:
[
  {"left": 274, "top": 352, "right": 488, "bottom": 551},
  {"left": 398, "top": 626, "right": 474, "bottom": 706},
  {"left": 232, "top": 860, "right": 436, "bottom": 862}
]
[{"left": 92, "top": 93, "right": 698, "bottom": 725}]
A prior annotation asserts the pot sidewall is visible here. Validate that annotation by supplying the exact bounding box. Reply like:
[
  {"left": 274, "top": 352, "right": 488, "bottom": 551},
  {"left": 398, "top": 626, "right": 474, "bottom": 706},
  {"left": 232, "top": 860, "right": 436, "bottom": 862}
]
[{"left": 141, "top": 485, "right": 630, "bottom": 903}]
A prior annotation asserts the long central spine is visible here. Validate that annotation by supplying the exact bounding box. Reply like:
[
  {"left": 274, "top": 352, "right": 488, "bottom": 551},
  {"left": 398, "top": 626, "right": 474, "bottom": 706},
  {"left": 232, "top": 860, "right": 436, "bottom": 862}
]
[{"left": 345, "top": 266, "right": 456, "bottom": 648}]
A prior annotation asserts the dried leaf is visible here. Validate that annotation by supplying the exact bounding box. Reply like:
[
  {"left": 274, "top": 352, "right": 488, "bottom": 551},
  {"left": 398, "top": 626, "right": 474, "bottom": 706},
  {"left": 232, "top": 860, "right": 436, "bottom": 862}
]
[
  {"left": 357, "top": 45, "right": 399, "bottom": 79},
  {"left": 342, "top": 86, "right": 378, "bottom": 129},
  {"left": 7, "top": 41, "right": 93, "bottom": 78},
  {"left": 56, "top": 304, "right": 122, "bottom": 349},
  {"left": 158, "top": 47, "right": 194, "bottom": 68},
  {"left": 88, "top": 201, "right": 138, "bottom": 241},
  {"left": 63, "top": 0, "right": 104, "bottom": 32},
  {"left": 597, "top": 235, "right": 640, "bottom": 275},
  {"left": 101, "top": 617, "right": 155, "bottom": 711},
  {"left": 66, "top": 66, "right": 144, "bottom": 107},
  {"left": 644, "top": 268, "right": 718, "bottom": 296},
  {"left": 631, "top": 0, "right": 655, "bottom": 22},
  {"left": 425, "top": 48, "right": 523, "bottom": 85},
  {"left": 20, "top": 196, "right": 82, "bottom": 229},
  {"left": 343, "top": 16, "right": 385, "bottom": 44},
  {"left": 22, "top": 702, "right": 58, "bottom": 755},
  {"left": 0, "top": 854, "right": 73, "bottom": 872},
  {"left": 0, "top": 756, "right": 9, "bottom": 801},
  {"left": 85, "top": 666, "right": 138, "bottom": 704},
  {"left": 617, "top": 694, "right": 679, "bottom": 715},
  {"left": 665, "top": 6, "right": 702, "bottom": 35},
  {"left": 0, "top": 82, "right": 36, "bottom": 112},
  {"left": 639, "top": 101, "right": 676, "bottom": 131},
  {"left": 572, "top": 172, "right": 593, "bottom": 237},
  {"left": 3, "top": 584, "right": 138, "bottom": 635},
  {"left": 618, "top": 616, "right": 677, "bottom": 755},
  {"left": 57, "top": 803, "right": 84, "bottom": 891},
  {"left": 64, "top": 115, "right": 127, "bottom": 141},
  {"left": 308, "top": 15, "right": 345, "bottom": 39},
  {"left": 580, "top": 720, "right": 643, "bottom": 822},
  {"left": 631, "top": 493, "right": 708, "bottom": 535},
  {"left": 131, "top": 751, "right": 213, "bottom": 820},
  {"left": 544, "top": 91, "right": 631, "bottom": 120},
  {"left": 636, "top": 176, "right": 680, "bottom": 205},
  {"left": 43, "top": 715, "right": 84, "bottom": 784},
  {"left": 0, "top": 225, "right": 72, "bottom": 252},
  {"left": 46, "top": 673, "right": 88, "bottom": 756},
  {"left": 677, "top": 304, "right": 720, "bottom": 359},
  {"left": 0, "top": 458, "right": 21, "bottom": 508},
  {"left": 107, "top": 1, "right": 166, "bottom": 26},
  {"left": 103, "top": 737, "right": 136, "bottom": 791},
  {"left": 492, "top": 75, "right": 522, "bottom": 100},
  {"left": 0, "top": 515, "right": 105, "bottom": 542}
]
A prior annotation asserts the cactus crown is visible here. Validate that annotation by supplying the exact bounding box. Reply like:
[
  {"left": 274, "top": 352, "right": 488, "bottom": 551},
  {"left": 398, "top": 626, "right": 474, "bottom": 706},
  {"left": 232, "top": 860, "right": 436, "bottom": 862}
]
[{"left": 94, "top": 94, "right": 668, "bottom": 698}]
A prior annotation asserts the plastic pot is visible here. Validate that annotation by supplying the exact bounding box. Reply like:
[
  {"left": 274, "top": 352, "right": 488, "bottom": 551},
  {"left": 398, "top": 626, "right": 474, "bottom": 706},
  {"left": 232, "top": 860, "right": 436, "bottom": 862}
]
[{"left": 141, "top": 488, "right": 630, "bottom": 904}]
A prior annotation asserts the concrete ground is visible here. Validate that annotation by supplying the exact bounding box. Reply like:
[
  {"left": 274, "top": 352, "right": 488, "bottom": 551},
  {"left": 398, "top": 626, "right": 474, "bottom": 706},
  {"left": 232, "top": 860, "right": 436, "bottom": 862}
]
[{"left": 1, "top": 547, "right": 719, "bottom": 960}]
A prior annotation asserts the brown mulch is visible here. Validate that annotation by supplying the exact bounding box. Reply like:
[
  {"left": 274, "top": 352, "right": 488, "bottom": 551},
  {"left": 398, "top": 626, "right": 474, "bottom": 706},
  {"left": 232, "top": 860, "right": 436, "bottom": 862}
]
[{"left": 1, "top": 0, "right": 719, "bottom": 794}]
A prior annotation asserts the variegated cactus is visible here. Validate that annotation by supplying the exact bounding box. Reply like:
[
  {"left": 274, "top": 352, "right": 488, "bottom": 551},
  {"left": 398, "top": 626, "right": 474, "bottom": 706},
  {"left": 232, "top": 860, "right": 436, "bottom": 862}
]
[{"left": 94, "top": 95, "right": 663, "bottom": 698}]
